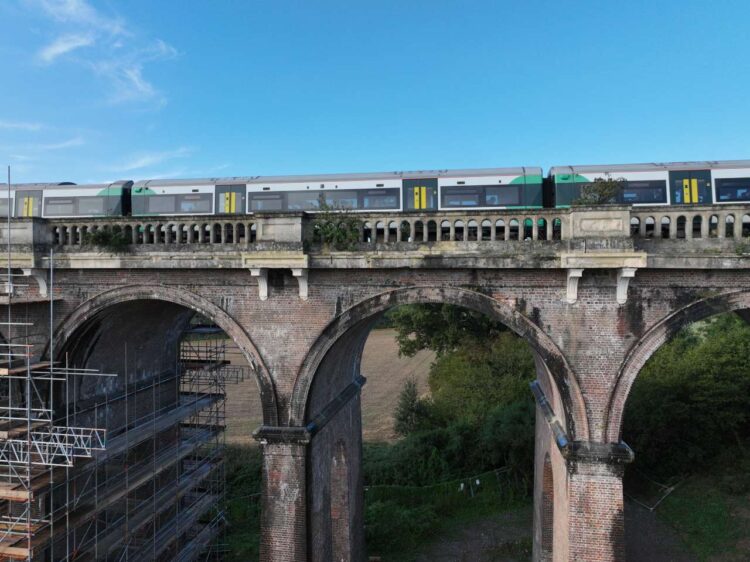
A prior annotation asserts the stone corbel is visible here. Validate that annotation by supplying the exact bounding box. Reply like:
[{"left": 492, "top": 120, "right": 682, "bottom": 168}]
[
  {"left": 249, "top": 268, "right": 268, "bottom": 301},
  {"left": 21, "top": 269, "right": 48, "bottom": 297},
  {"left": 616, "top": 267, "right": 637, "bottom": 305},
  {"left": 291, "top": 268, "right": 309, "bottom": 301},
  {"left": 565, "top": 268, "right": 584, "bottom": 304}
]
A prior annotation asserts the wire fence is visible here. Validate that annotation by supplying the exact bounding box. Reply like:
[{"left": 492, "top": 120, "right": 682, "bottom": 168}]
[{"left": 365, "top": 467, "right": 530, "bottom": 511}]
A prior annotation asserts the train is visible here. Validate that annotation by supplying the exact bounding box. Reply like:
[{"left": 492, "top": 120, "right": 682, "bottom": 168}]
[{"left": 2, "top": 160, "right": 749, "bottom": 219}]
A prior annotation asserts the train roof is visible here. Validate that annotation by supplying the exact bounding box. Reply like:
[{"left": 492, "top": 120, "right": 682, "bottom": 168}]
[
  {"left": 0, "top": 180, "right": 133, "bottom": 192},
  {"left": 133, "top": 167, "right": 544, "bottom": 188},
  {"left": 548, "top": 159, "right": 750, "bottom": 176}
]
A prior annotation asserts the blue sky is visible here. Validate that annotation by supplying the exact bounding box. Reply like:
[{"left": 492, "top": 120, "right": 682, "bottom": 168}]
[{"left": 0, "top": 0, "right": 749, "bottom": 183}]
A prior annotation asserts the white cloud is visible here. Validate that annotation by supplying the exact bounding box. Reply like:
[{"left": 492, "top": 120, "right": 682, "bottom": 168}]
[
  {"left": 0, "top": 120, "right": 43, "bottom": 131},
  {"left": 32, "top": 0, "right": 125, "bottom": 35},
  {"left": 0, "top": 136, "right": 85, "bottom": 152},
  {"left": 37, "top": 136, "right": 85, "bottom": 150},
  {"left": 38, "top": 33, "right": 94, "bottom": 63},
  {"left": 28, "top": 0, "right": 178, "bottom": 106},
  {"left": 113, "top": 147, "right": 193, "bottom": 172}
]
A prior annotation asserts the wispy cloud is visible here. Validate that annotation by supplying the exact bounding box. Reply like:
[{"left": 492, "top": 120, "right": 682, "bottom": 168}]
[
  {"left": 0, "top": 120, "right": 44, "bottom": 132},
  {"left": 0, "top": 136, "right": 85, "bottom": 153},
  {"left": 112, "top": 147, "right": 193, "bottom": 172},
  {"left": 38, "top": 33, "right": 94, "bottom": 63},
  {"left": 28, "top": 0, "right": 178, "bottom": 106},
  {"left": 33, "top": 0, "right": 125, "bottom": 35},
  {"left": 37, "top": 136, "right": 85, "bottom": 150}
]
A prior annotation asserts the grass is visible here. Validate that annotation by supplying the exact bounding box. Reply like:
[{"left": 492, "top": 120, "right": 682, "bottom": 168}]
[
  {"left": 364, "top": 468, "right": 531, "bottom": 561},
  {"left": 658, "top": 478, "right": 737, "bottom": 559},
  {"left": 656, "top": 453, "right": 750, "bottom": 562},
  {"left": 224, "top": 445, "right": 262, "bottom": 561}
]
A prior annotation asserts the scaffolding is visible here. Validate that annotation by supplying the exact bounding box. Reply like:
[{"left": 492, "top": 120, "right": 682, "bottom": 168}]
[{"left": 0, "top": 168, "right": 245, "bottom": 560}]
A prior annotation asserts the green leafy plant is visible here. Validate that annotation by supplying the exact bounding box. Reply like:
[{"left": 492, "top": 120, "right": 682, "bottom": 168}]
[
  {"left": 310, "top": 204, "right": 361, "bottom": 251},
  {"left": 573, "top": 175, "right": 624, "bottom": 205},
  {"left": 83, "top": 228, "right": 131, "bottom": 252}
]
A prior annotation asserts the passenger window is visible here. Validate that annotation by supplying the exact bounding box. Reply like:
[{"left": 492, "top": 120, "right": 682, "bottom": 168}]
[{"left": 148, "top": 195, "right": 177, "bottom": 213}]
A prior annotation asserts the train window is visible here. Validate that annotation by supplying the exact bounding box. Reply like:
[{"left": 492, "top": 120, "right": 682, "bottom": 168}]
[
  {"left": 620, "top": 180, "right": 667, "bottom": 204},
  {"left": 249, "top": 193, "right": 284, "bottom": 211},
  {"left": 147, "top": 195, "right": 177, "bottom": 214},
  {"left": 44, "top": 198, "right": 76, "bottom": 216},
  {"left": 77, "top": 197, "right": 107, "bottom": 215},
  {"left": 485, "top": 186, "right": 521, "bottom": 206},
  {"left": 323, "top": 190, "right": 358, "bottom": 209},
  {"left": 177, "top": 193, "right": 212, "bottom": 213},
  {"left": 360, "top": 188, "right": 399, "bottom": 210},
  {"left": 442, "top": 186, "right": 481, "bottom": 207},
  {"left": 716, "top": 178, "right": 750, "bottom": 202},
  {"left": 287, "top": 191, "right": 321, "bottom": 210}
]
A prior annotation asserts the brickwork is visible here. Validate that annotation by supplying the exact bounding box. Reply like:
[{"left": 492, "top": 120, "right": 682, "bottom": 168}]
[{"left": 4, "top": 262, "right": 750, "bottom": 561}]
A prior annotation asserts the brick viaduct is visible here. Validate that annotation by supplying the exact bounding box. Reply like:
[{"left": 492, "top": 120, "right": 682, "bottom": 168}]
[{"left": 2, "top": 204, "right": 750, "bottom": 561}]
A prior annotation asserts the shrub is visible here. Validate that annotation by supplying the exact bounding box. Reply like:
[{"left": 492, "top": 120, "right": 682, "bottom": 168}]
[
  {"left": 83, "top": 228, "right": 131, "bottom": 252},
  {"left": 311, "top": 205, "right": 361, "bottom": 251}
]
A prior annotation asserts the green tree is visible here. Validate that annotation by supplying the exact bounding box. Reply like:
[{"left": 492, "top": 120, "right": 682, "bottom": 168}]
[
  {"left": 427, "top": 333, "right": 535, "bottom": 425},
  {"left": 388, "top": 304, "right": 507, "bottom": 357},
  {"left": 393, "top": 379, "right": 434, "bottom": 436},
  {"left": 573, "top": 176, "right": 623, "bottom": 205},
  {"left": 623, "top": 313, "right": 750, "bottom": 478}
]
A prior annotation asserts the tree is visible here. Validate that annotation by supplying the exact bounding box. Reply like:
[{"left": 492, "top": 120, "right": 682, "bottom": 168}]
[
  {"left": 572, "top": 175, "right": 624, "bottom": 205},
  {"left": 622, "top": 313, "right": 750, "bottom": 478},
  {"left": 393, "top": 379, "right": 434, "bottom": 436},
  {"left": 427, "top": 333, "right": 535, "bottom": 424},
  {"left": 387, "top": 304, "right": 507, "bottom": 357}
]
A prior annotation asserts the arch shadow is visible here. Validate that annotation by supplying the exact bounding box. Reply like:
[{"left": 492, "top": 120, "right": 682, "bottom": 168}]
[
  {"left": 290, "top": 286, "right": 588, "bottom": 439},
  {"left": 48, "top": 284, "right": 279, "bottom": 425},
  {"left": 605, "top": 289, "right": 750, "bottom": 442}
]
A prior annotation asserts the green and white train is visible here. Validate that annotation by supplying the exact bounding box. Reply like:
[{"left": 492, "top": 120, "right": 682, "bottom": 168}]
[{"left": 1, "top": 160, "right": 749, "bottom": 218}]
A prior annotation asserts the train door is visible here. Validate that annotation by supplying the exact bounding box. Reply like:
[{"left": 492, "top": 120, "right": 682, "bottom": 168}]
[
  {"left": 668, "top": 170, "right": 712, "bottom": 204},
  {"left": 14, "top": 190, "right": 42, "bottom": 217},
  {"left": 402, "top": 179, "right": 437, "bottom": 211},
  {"left": 215, "top": 185, "right": 246, "bottom": 214}
]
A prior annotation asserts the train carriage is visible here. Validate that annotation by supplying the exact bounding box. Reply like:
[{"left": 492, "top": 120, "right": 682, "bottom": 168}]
[
  {"left": 0, "top": 181, "right": 132, "bottom": 218},
  {"left": 549, "top": 160, "right": 750, "bottom": 207},
  {"left": 130, "top": 167, "right": 544, "bottom": 216}
]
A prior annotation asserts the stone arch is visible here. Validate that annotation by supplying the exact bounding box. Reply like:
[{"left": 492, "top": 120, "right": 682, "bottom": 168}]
[
  {"left": 48, "top": 284, "right": 278, "bottom": 425},
  {"left": 290, "top": 286, "right": 587, "bottom": 438},
  {"left": 604, "top": 289, "right": 750, "bottom": 442}
]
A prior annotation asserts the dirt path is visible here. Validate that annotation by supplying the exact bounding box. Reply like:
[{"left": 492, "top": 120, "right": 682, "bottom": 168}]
[
  {"left": 415, "top": 506, "right": 532, "bottom": 562},
  {"left": 410, "top": 500, "right": 698, "bottom": 562},
  {"left": 625, "top": 501, "right": 697, "bottom": 562}
]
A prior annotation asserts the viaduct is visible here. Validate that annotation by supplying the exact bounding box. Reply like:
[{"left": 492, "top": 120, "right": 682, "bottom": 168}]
[{"left": 2, "top": 204, "right": 750, "bottom": 561}]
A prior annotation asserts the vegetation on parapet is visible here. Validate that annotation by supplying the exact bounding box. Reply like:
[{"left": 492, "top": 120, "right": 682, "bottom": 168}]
[
  {"left": 310, "top": 204, "right": 361, "bottom": 251},
  {"left": 83, "top": 228, "right": 131, "bottom": 252},
  {"left": 572, "top": 175, "right": 624, "bottom": 205}
]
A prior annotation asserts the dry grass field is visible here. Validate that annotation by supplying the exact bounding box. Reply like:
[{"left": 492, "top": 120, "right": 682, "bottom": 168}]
[{"left": 221, "top": 328, "right": 433, "bottom": 444}]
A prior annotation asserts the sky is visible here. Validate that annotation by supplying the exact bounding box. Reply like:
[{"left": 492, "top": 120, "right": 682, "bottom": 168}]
[{"left": 0, "top": 0, "right": 749, "bottom": 184}]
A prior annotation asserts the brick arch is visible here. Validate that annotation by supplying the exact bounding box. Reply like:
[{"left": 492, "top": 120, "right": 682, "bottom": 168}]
[
  {"left": 541, "top": 453, "right": 554, "bottom": 561},
  {"left": 290, "top": 286, "right": 588, "bottom": 438},
  {"left": 605, "top": 289, "right": 750, "bottom": 442},
  {"left": 49, "top": 284, "right": 279, "bottom": 425}
]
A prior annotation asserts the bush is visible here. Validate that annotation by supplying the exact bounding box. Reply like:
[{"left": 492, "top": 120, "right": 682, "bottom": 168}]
[
  {"left": 572, "top": 176, "right": 623, "bottom": 205},
  {"left": 623, "top": 313, "right": 750, "bottom": 479},
  {"left": 311, "top": 205, "right": 361, "bottom": 251},
  {"left": 365, "top": 500, "right": 438, "bottom": 554},
  {"left": 83, "top": 228, "right": 130, "bottom": 252}
]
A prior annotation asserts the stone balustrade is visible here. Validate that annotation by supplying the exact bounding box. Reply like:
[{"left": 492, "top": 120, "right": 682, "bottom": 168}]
[
  {"left": 1, "top": 205, "right": 749, "bottom": 255},
  {"left": 349, "top": 210, "right": 569, "bottom": 243},
  {"left": 630, "top": 205, "right": 750, "bottom": 240}
]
